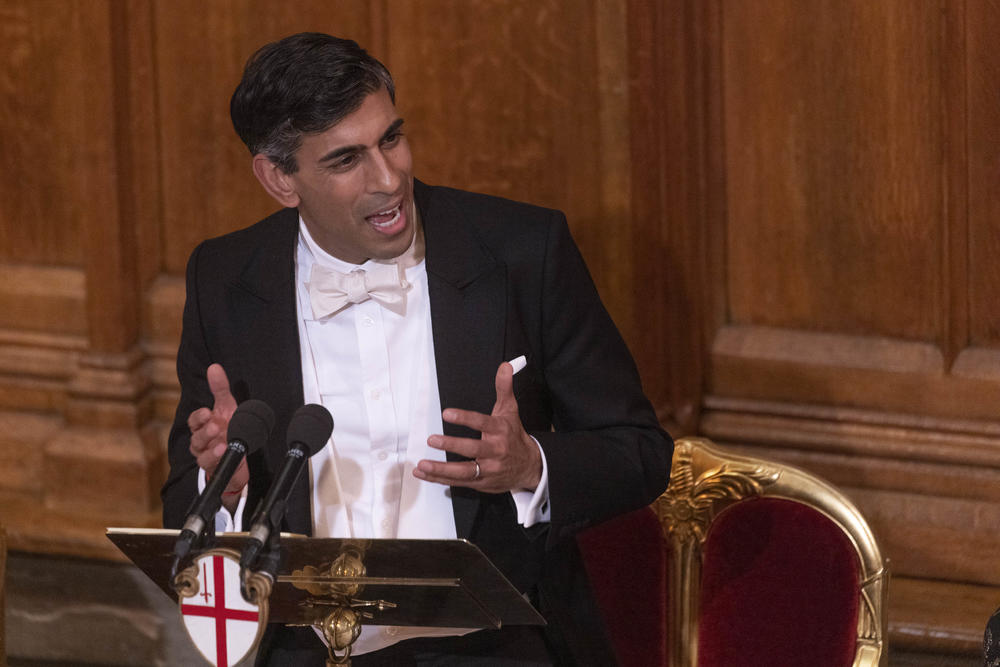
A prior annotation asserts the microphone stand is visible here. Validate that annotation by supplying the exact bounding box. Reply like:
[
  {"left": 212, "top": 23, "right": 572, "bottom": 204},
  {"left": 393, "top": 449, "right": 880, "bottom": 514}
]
[
  {"left": 237, "top": 403, "right": 332, "bottom": 602},
  {"left": 240, "top": 501, "right": 284, "bottom": 602},
  {"left": 169, "top": 504, "right": 218, "bottom": 588}
]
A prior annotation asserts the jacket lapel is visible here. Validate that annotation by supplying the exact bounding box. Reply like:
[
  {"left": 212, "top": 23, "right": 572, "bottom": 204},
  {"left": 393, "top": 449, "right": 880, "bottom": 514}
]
[
  {"left": 225, "top": 209, "right": 312, "bottom": 535},
  {"left": 418, "top": 182, "right": 507, "bottom": 540}
]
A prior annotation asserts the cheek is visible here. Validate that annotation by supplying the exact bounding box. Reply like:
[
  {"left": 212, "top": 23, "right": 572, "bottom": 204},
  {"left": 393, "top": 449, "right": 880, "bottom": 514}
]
[
  {"left": 319, "top": 181, "right": 365, "bottom": 217},
  {"left": 392, "top": 143, "right": 414, "bottom": 174}
]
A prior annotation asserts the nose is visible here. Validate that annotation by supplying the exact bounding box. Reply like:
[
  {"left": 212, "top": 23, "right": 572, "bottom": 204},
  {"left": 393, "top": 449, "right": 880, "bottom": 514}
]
[{"left": 367, "top": 148, "right": 401, "bottom": 194}]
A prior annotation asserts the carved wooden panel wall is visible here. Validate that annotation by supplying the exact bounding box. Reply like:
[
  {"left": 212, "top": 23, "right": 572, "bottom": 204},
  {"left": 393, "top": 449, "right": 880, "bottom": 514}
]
[{"left": 630, "top": 0, "right": 1000, "bottom": 654}]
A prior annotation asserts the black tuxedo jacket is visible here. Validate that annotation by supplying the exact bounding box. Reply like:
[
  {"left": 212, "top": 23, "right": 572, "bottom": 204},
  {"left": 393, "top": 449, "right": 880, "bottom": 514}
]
[{"left": 162, "top": 180, "right": 672, "bottom": 663}]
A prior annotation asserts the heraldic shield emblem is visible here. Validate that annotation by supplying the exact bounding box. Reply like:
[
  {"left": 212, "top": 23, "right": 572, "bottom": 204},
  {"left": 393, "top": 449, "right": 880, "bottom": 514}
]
[{"left": 176, "top": 548, "right": 269, "bottom": 667}]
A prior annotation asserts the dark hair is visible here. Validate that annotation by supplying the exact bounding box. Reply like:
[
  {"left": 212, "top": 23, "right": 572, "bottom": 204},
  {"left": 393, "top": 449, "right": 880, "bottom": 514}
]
[{"left": 230, "top": 32, "right": 395, "bottom": 173}]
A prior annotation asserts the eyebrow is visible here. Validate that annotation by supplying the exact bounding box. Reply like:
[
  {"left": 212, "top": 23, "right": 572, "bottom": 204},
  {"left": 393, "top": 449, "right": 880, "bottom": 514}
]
[{"left": 317, "top": 118, "right": 405, "bottom": 165}]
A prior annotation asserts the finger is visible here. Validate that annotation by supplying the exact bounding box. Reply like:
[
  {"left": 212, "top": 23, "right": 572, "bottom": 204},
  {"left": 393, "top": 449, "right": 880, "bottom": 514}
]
[
  {"left": 189, "top": 415, "right": 222, "bottom": 450},
  {"left": 414, "top": 460, "right": 514, "bottom": 494},
  {"left": 207, "top": 363, "right": 237, "bottom": 414},
  {"left": 187, "top": 407, "right": 212, "bottom": 433},
  {"left": 427, "top": 434, "right": 488, "bottom": 460},
  {"left": 196, "top": 450, "right": 218, "bottom": 472},
  {"left": 441, "top": 408, "right": 496, "bottom": 434},
  {"left": 195, "top": 441, "right": 227, "bottom": 472},
  {"left": 190, "top": 430, "right": 212, "bottom": 456},
  {"left": 189, "top": 414, "right": 218, "bottom": 457},
  {"left": 492, "top": 362, "right": 516, "bottom": 416},
  {"left": 414, "top": 459, "right": 481, "bottom": 483}
]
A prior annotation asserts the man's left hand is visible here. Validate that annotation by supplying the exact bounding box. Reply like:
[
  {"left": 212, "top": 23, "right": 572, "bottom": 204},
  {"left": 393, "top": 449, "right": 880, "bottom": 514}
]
[{"left": 415, "top": 361, "right": 542, "bottom": 492}]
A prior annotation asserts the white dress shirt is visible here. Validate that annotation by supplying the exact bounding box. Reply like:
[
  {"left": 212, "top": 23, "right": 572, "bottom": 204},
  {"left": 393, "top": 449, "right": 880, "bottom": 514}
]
[{"left": 296, "top": 215, "right": 475, "bottom": 654}]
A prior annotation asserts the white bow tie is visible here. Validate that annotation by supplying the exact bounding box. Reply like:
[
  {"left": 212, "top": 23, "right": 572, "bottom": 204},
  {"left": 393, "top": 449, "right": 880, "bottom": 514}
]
[{"left": 307, "top": 262, "right": 410, "bottom": 319}]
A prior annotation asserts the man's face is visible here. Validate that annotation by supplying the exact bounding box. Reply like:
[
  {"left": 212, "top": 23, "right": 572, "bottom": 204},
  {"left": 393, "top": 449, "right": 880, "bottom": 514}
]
[{"left": 278, "top": 88, "right": 414, "bottom": 264}]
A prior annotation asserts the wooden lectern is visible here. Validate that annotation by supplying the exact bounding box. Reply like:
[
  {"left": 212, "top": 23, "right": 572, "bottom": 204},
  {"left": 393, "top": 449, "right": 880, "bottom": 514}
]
[{"left": 108, "top": 528, "right": 544, "bottom": 666}]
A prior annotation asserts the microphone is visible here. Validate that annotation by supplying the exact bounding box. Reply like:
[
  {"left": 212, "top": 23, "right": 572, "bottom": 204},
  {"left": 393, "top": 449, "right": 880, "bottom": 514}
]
[
  {"left": 172, "top": 399, "right": 274, "bottom": 566},
  {"left": 240, "top": 403, "right": 332, "bottom": 572}
]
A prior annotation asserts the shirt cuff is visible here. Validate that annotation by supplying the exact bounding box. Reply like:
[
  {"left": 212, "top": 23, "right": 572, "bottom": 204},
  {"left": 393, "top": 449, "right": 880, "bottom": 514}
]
[
  {"left": 511, "top": 436, "right": 551, "bottom": 527},
  {"left": 197, "top": 467, "right": 248, "bottom": 533}
]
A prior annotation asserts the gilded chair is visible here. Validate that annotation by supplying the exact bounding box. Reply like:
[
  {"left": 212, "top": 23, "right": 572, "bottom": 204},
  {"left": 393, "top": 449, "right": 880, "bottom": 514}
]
[{"left": 578, "top": 436, "right": 887, "bottom": 667}]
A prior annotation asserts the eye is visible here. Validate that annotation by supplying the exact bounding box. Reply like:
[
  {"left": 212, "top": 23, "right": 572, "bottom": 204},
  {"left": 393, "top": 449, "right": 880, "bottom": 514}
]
[
  {"left": 331, "top": 153, "right": 360, "bottom": 170},
  {"left": 382, "top": 131, "right": 403, "bottom": 147}
]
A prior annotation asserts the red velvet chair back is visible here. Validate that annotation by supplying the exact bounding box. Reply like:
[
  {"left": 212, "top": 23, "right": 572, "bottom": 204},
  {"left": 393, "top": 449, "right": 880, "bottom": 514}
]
[
  {"left": 697, "top": 498, "right": 860, "bottom": 666},
  {"left": 578, "top": 437, "right": 887, "bottom": 667}
]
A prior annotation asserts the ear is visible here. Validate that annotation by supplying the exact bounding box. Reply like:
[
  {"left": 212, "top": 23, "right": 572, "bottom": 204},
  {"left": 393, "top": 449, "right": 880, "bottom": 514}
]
[{"left": 252, "top": 154, "right": 301, "bottom": 208}]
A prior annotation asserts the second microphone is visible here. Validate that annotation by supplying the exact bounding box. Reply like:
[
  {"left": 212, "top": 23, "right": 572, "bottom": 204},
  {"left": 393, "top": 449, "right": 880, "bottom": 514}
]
[{"left": 240, "top": 403, "right": 333, "bottom": 572}]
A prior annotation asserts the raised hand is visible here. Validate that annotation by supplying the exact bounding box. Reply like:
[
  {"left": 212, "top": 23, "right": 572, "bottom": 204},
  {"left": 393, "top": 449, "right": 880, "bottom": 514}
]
[
  {"left": 187, "top": 364, "right": 248, "bottom": 500},
  {"left": 415, "top": 361, "right": 542, "bottom": 493}
]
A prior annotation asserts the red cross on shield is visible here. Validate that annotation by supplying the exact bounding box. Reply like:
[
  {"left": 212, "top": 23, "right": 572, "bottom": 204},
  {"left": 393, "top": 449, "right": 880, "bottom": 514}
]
[{"left": 180, "top": 551, "right": 262, "bottom": 666}]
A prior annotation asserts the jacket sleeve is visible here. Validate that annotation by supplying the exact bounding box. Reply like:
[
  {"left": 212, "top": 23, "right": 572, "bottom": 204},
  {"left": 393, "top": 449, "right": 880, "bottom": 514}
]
[{"left": 530, "top": 213, "right": 672, "bottom": 543}]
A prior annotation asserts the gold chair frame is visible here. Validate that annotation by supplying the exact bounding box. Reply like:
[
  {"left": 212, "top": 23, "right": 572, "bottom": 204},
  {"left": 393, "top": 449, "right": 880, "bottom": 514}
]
[{"left": 652, "top": 437, "right": 887, "bottom": 667}]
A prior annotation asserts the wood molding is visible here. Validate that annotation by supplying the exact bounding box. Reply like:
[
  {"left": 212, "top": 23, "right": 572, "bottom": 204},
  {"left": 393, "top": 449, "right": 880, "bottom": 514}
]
[
  {"left": 702, "top": 397, "right": 1000, "bottom": 485},
  {"left": 0, "top": 340, "right": 164, "bottom": 558},
  {"left": 0, "top": 489, "right": 156, "bottom": 561},
  {"left": 66, "top": 347, "right": 154, "bottom": 430},
  {"left": 713, "top": 325, "right": 944, "bottom": 375},
  {"left": 889, "top": 577, "right": 992, "bottom": 655},
  {"left": 952, "top": 346, "right": 1000, "bottom": 382},
  {"left": 0, "top": 411, "right": 61, "bottom": 496},
  {"left": 848, "top": 486, "right": 1000, "bottom": 586},
  {"left": 0, "top": 410, "right": 164, "bottom": 561},
  {"left": 44, "top": 424, "right": 164, "bottom": 520},
  {"left": 0, "top": 264, "right": 86, "bottom": 337},
  {"left": 0, "top": 327, "right": 84, "bottom": 413},
  {"left": 710, "top": 325, "right": 1000, "bottom": 422}
]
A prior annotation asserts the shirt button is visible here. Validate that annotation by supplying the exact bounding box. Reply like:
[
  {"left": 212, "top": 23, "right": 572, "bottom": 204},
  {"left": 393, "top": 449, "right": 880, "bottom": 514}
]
[
  {"left": 381, "top": 518, "right": 391, "bottom": 530},
  {"left": 386, "top": 627, "right": 398, "bottom": 636},
  {"left": 362, "top": 316, "right": 374, "bottom": 327},
  {"left": 370, "top": 389, "right": 381, "bottom": 400},
  {"left": 378, "top": 451, "right": 388, "bottom": 461}
]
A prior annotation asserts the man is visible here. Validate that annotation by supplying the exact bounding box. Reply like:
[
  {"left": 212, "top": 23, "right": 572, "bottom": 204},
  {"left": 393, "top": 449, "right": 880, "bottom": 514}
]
[{"left": 162, "top": 32, "right": 671, "bottom": 666}]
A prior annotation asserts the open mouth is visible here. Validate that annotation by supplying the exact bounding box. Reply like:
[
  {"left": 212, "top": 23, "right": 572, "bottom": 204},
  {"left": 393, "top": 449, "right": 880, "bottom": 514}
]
[{"left": 366, "top": 202, "right": 407, "bottom": 235}]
